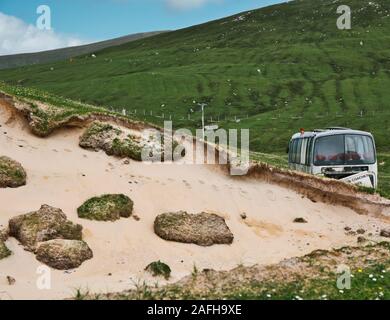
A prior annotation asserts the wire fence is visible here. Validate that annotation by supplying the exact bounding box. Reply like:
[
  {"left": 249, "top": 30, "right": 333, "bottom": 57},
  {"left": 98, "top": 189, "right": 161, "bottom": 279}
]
[{"left": 106, "top": 107, "right": 390, "bottom": 125}]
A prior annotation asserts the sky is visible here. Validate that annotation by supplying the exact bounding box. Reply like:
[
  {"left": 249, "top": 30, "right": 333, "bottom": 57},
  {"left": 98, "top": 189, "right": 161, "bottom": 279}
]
[{"left": 0, "top": 0, "right": 283, "bottom": 55}]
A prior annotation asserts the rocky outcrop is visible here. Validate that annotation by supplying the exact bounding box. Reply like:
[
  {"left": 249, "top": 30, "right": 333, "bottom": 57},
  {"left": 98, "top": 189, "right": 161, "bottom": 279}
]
[
  {"left": 77, "top": 194, "right": 134, "bottom": 221},
  {"left": 154, "top": 211, "right": 234, "bottom": 246},
  {"left": 0, "top": 156, "right": 27, "bottom": 188},
  {"left": 36, "top": 239, "right": 93, "bottom": 270},
  {"left": 0, "top": 91, "right": 158, "bottom": 138},
  {"left": 9, "top": 205, "right": 83, "bottom": 251}
]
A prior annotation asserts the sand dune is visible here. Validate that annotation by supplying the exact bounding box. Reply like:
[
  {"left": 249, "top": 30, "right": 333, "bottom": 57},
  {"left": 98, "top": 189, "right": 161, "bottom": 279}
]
[{"left": 0, "top": 106, "right": 388, "bottom": 300}]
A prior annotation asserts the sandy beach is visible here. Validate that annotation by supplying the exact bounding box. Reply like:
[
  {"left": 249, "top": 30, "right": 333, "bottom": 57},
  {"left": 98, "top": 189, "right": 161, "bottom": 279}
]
[{"left": 0, "top": 105, "right": 388, "bottom": 300}]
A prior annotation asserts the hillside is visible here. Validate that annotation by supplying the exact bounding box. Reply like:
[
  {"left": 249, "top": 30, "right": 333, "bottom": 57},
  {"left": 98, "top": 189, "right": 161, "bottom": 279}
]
[
  {"left": 0, "top": 31, "right": 167, "bottom": 70},
  {"left": 0, "top": 0, "right": 390, "bottom": 153}
]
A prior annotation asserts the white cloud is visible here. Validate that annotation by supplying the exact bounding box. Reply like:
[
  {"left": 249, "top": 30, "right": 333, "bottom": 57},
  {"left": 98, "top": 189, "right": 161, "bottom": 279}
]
[
  {"left": 166, "top": 0, "right": 221, "bottom": 11},
  {"left": 0, "top": 12, "right": 86, "bottom": 56}
]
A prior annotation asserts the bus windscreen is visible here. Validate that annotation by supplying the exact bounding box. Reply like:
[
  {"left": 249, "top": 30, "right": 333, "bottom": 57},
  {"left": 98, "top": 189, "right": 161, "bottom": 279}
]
[{"left": 314, "top": 134, "right": 376, "bottom": 166}]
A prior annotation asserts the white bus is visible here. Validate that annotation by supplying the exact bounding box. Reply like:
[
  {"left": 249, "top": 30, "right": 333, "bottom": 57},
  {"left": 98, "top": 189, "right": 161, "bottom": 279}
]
[{"left": 288, "top": 128, "right": 378, "bottom": 188}]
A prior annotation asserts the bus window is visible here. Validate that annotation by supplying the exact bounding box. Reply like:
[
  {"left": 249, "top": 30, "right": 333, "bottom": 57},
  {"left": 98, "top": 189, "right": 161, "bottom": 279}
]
[
  {"left": 306, "top": 137, "right": 313, "bottom": 165},
  {"left": 314, "top": 134, "right": 376, "bottom": 166},
  {"left": 292, "top": 139, "right": 298, "bottom": 164},
  {"left": 345, "top": 135, "right": 375, "bottom": 164},
  {"left": 300, "top": 138, "right": 307, "bottom": 165},
  {"left": 314, "top": 135, "right": 344, "bottom": 166},
  {"left": 296, "top": 139, "right": 303, "bottom": 164}
]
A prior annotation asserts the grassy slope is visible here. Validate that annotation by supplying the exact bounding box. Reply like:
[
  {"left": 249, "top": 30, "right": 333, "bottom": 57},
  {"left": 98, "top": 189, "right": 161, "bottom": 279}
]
[{"left": 0, "top": 0, "right": 390, "bottom": 154}]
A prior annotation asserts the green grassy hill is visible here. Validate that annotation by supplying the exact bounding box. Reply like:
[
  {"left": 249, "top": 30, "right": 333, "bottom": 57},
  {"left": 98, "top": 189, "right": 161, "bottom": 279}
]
[
  {"left": 0, "top": 31, "right": 167, "bottom": 70},
  {"left": 0, "top": 0, "right": 390, "bottom": 153}
]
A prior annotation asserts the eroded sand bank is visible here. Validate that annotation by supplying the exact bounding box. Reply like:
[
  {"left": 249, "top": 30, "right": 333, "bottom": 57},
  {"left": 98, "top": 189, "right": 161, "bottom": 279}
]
[{"left": 0, "top": 106, "right": 388, "bottom": 300}]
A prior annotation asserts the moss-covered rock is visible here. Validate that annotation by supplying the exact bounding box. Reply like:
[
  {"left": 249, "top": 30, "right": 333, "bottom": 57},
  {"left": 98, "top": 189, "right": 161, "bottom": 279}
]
[
  {"left": 79, "top": 121, "right": 120, "bottom": 150},
  {"left": 0, "top": 240, "right": 11, "bottom": 260},
  {"left": 79, "top": 121, "right": 183, "bottom": 162},
  {"left": 0, "top": 156, "right": 27, "bottom": 188},
  {"left": 145, "top": 261, "right": 171, "bottom": 280},
  {"left": 0, "top": 228, "right": 8, "bottom": 242},
  {"left": 36, "top": 239, "right": 93, "bottom": 270},
  {"left": 79, "top": 121, "right": 145, "bottom": 161},
  {"left": 154, "top": 211, "right": 234, "bottom": 246},
  {"left": 9, "top": 204, "right": 83, "bottom": 251},
  {"left": 77, "top": 194, "right": 134, "bottom": 221},
  {"left": 109, "top": 137, "right": 143, "bottom": 161}
]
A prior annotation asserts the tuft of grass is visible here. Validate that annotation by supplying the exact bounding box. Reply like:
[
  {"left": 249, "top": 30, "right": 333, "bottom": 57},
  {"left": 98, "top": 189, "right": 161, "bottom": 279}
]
[
  {"left": 192, "top": 264, "right": 199, "bottom": 279},
  {"left": 74, "top": 288, "right": 90, "bottom": 300},
  {"left": 145, "top": 261, "right": 172, "bottom": 280}
]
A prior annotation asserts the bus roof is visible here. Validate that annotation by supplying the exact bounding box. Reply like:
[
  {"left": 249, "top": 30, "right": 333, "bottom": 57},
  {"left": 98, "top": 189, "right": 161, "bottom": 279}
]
[{"left": 291, "top": 128, "right": 373, "bottom": 140}]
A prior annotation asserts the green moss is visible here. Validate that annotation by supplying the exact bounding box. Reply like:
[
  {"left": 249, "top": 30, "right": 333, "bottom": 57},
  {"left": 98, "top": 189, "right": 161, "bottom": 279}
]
[
  {"left": 78, "top": 194, "right": 134, "bottom": 221},
  {"left": 110, "top": 138, "right": 143, "bottom": 161},
  {"left": 145, "top": 261, "right": 171, "bottom": 280},
  {"left": 154, "top": 212, "right": 183, "bottom": 229},
  {"left": 59, "top": 221, "right": 83, "bottom": 240},
  {"left": 29, "top": 103, "right": 52, "bottom": 136},
  {"left": 0, "top": 241, "right": 11, "bottom": 260}
]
